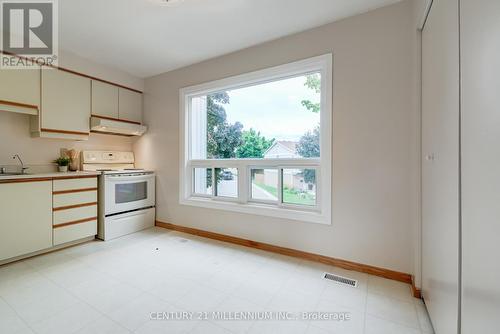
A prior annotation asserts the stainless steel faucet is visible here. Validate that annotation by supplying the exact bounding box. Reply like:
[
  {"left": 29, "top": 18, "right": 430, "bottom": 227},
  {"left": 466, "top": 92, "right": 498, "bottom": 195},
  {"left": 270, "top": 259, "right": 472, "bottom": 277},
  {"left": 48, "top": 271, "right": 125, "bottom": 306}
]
[{"left": 12, "top": 154, "right": 29, "bottom": 174}]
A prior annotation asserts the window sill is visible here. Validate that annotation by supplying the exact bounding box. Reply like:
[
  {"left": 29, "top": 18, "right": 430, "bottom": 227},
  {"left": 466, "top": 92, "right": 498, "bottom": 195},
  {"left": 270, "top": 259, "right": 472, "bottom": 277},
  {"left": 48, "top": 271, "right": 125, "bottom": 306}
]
[{"left": 180, "top": 196, "right": 331, "bottom": 225}]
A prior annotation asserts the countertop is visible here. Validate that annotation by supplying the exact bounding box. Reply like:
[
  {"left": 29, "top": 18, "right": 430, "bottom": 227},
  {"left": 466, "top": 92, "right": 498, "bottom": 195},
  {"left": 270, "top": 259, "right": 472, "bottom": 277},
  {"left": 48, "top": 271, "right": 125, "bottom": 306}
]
[{"left": 0, "top": 171, "right": 100, "bottom": 182}]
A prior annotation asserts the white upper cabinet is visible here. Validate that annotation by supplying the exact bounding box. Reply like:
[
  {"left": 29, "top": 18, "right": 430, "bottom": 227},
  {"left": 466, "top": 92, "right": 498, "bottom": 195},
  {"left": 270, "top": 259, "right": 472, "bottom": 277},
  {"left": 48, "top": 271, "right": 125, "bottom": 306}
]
[
  {"left": 91, "top": 80, "right": 119, "bottom": 119},
  {"left": 118, "top": 88, "right": 142, "bottom": 123},
  {"left": 0, "top": 55, "right": 40, "bottom": 115},
  {"left": 36, "top": 67, "right": 91, "bottom": 140},
  {"left": 1, "top": 53, "right": 143, "bottom": 138}
]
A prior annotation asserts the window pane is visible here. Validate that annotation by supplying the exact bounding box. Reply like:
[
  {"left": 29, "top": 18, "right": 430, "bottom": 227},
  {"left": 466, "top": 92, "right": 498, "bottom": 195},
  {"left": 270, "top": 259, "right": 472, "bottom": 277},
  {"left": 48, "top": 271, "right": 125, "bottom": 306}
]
[
  {"left": 190, "top": 73, "right": 321, "bottom": 160},
  {"left": 193, "top": 168, "right": 212, "bottom": 195},
  {"left": 282, "top": 169, "right": 316, "bottom": 206},
  {"left": 215, "top": 168, "right": 238, "bottom": 198},
  {"left": 251, "top": 169, "right": 278, "bottom": 202}
]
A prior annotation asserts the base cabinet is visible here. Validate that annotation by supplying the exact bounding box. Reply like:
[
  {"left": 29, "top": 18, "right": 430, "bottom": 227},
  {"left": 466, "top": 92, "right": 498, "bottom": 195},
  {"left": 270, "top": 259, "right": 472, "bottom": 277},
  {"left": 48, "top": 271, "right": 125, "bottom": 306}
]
[
  {"left": 0, "top": 177, "right": 98, "bottom": 263},
  {"left": 52, "top": 177, "right": 98, "bottom": 245},
  {"left": 0, "top": 181, "right": 52, "bottom": 261}
]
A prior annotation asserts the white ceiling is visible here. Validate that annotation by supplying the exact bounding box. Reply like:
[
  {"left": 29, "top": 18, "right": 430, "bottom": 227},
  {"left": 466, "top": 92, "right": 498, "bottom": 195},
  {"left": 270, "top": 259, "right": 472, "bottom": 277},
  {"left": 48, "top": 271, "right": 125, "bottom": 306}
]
[{"left": 59, "top": 0, "right": 401, "bottom": 78}]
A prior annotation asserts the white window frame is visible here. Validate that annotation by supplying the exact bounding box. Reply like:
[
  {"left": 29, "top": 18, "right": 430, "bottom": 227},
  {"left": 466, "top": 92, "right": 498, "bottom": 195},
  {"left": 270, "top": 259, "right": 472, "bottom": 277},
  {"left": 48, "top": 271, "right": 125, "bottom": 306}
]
[{"left": 179, "top": 54, "right": 332, "bottom": 225}]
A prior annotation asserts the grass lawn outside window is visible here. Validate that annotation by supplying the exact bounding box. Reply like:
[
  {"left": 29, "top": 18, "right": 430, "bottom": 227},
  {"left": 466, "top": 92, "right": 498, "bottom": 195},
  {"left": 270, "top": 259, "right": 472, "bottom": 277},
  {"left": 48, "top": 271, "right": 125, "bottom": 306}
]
[{"left": 254, "top": 182, "right": 316, "bottom": 206}]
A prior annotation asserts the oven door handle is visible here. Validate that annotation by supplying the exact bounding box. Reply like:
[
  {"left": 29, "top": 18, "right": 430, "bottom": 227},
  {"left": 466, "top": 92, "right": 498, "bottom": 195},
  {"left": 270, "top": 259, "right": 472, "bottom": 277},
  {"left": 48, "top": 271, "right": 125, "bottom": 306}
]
[{"left": 106, "top": 174, "right": 154, "bottom": 182}]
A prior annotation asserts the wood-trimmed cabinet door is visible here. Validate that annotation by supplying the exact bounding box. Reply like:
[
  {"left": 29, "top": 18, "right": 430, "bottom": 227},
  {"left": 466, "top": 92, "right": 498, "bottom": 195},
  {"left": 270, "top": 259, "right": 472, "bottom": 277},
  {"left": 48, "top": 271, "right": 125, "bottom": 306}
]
[
  {"left": 91, "top": 80, "right": 119, "bottom": 119},
  {"left": 0, "top": 55, "right": 40, "bottom": 115},
  {"left": 118, "top": 88, "right": 142, "bottom": 123},
  {"left": 0, "top": 181, "right": 52, "bottom": 262},
  {"left": 39, "top": 67, "right": 91, "bottom": 138}
]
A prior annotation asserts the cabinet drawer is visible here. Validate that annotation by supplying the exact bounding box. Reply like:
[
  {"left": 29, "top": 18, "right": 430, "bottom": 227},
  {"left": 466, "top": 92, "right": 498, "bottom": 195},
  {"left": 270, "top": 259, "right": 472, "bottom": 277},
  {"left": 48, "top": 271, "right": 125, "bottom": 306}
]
[
  {"left": 53, "top": 177, "right": 97, "bottom": 192},
  {"left": 53, "top": 220, "right": 97, "bottom": 246},
  {"left": 53, "top": 191, "right": 97, "bottom": 208},
  {"left": 53, "top": 205, "right": 97, "bottom": 226}
]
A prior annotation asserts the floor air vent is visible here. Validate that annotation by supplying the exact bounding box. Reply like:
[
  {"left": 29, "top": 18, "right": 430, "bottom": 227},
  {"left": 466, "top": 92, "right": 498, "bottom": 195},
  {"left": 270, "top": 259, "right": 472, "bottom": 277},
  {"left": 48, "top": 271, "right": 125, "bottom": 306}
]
[{"left": 323, "top": 273, "right": 358, "bottom": 287}]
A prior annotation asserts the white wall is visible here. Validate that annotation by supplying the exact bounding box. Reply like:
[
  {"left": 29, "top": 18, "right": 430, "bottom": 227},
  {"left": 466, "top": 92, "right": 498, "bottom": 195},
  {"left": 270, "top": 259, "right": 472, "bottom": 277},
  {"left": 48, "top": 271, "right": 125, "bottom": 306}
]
[
  {"left": 0, "top": 51, "right": 144, "bottom": 171},
  {"left": 135, "top": 0, "right": 419, "bottom": 274},
  {"left": 413, "top": 0, "right": 432, "bottom": 29}
]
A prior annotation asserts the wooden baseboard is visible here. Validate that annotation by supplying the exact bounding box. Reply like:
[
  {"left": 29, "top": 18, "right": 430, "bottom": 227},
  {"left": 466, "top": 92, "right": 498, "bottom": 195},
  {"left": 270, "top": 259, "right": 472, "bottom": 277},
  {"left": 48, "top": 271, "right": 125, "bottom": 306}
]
[
  {"left": 155, "top": 220, "right": 413, "bottom": 286},
  {"left": 412, "top": 276, "right": 422, "bottom": 299}
]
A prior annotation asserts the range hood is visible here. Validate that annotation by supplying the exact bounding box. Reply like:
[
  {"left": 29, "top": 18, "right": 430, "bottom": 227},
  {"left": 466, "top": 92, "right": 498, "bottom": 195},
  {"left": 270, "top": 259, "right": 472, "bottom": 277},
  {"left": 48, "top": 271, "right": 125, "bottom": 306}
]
[{"left": 90, "top": 117, "right": 147, "bottom": 136}]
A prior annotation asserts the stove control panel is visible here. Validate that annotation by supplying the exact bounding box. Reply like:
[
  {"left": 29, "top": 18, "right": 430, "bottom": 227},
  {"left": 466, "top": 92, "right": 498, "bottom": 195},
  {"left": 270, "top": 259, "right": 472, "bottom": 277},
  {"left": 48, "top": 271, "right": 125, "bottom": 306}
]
[{"left": 82, "top": 151, "right": 135, "bottom": 164}]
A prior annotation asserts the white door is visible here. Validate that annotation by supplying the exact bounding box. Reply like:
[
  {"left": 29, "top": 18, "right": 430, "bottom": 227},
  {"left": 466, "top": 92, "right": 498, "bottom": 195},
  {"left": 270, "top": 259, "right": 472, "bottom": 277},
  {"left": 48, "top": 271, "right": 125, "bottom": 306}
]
[
  {"left": 461, "top": 0, "right": 500, "bottom": 332},
  {"left": 421, "top": 0, "right": 460, "bottom": 333}
]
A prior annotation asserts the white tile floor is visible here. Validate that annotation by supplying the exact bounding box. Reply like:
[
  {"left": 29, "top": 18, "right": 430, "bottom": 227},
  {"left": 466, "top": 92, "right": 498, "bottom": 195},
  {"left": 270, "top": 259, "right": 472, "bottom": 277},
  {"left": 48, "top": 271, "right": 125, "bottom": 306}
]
[{"left": 0, "top": 227, "right": 434, "bottom": 334}]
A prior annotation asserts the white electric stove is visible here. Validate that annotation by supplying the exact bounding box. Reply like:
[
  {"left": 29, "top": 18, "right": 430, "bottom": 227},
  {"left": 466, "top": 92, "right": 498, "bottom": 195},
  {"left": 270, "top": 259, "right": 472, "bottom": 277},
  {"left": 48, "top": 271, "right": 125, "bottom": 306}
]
[{"left": 82, "top": 151, "right": 155, "bottom": 241}]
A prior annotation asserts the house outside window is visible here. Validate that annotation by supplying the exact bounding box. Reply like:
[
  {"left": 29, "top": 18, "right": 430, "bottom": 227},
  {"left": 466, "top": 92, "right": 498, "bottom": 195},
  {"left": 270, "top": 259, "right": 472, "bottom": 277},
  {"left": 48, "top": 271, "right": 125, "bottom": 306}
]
[{"left": 179, "top": 55, "right": 332, "bottom": 224}]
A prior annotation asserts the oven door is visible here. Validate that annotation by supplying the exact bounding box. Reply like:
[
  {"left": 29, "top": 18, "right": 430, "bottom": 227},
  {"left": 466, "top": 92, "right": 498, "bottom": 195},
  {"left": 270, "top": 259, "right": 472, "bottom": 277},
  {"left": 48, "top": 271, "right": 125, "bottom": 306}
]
[{"left": 104, "top": 173, "right": 155, "bottom": 215}]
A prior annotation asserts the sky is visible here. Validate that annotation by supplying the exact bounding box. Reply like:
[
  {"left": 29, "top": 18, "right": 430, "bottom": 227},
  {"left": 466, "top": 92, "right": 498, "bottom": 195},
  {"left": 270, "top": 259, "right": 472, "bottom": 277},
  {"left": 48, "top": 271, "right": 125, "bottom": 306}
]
[{"left": 220, "top": 74, "right": 320, "bottom": 142}]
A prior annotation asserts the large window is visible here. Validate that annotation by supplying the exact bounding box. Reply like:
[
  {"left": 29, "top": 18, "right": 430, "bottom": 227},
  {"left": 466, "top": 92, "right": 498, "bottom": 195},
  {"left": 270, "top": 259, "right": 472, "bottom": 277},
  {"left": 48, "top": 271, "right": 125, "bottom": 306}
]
[{"left": 180, "top": 55, "right": 332, "bottom": 224}]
